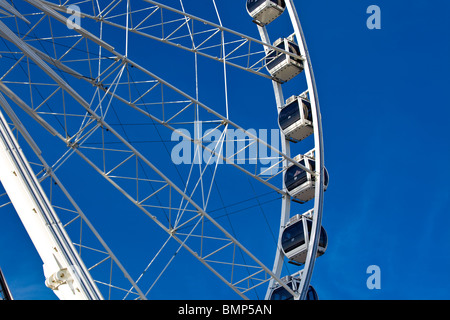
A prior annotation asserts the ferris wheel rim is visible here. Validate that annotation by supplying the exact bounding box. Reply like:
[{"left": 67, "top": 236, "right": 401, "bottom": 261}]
[
  {"left": 251, "top": 0, "right": 326, "bottom": 300},
  {"left": 0, "top": 0, "right": 326, "bottom": 300}
]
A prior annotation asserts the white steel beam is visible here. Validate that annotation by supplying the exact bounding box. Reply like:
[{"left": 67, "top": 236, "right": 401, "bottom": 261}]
[
  {"left": 1, "top": 0, "right": 303, "bottom": 299},
  {"left": 285, "top": 0, "right": 325, "bottom": 300},
  {"left": 0, "top": 108, "right": 101, "bottom": 300},
  {"left": 0, "top": 92, "right": 147, "bottom": 300}
]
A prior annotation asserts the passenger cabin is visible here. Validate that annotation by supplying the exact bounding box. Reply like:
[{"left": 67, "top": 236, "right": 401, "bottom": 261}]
[
  {"left": 279, "top": 95, "right": 313, "bottom": 142},
  {"left": 246, "top": 0, "right": 286, "bottom": 26},
  {"left": 269, "top": 276, "right": 319, "bottom": 300},
  {"left": 265, "top": 37, "right": 303, "bottom": 83},
  {"left": 284, "top": 152, "right": 329, "bottom": 203},
  {"left": 281, "top": 212, "right": 328, "bottom": 265}
]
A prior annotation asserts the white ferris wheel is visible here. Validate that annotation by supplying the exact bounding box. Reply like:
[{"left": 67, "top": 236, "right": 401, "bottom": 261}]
[{"left": 0, "top": 0, "right": 328, "bottom": 300}]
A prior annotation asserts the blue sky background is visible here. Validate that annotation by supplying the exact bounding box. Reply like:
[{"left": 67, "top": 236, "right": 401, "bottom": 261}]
[{"left": 1, "top": 0, "right": 450, "bottom": 300}]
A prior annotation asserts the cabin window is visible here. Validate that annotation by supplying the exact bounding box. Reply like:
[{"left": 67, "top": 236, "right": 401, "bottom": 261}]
[
  {"left": 279, "top": 100, "right": 301, "bottom": 130},
  {"left": 285, "top": 161, "right": 308, "bottom": 191},
  {"left": 282, "top": 221, "right": 305, "bottom": 253}
]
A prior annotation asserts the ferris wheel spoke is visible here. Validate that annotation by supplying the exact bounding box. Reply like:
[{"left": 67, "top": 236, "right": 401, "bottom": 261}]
[
  {"left": 1, "top": 1, "right": 313, "bottom": 196},
  {"left": 1, "top": 68, "right": 295, "bottom": 298},
  {"left": 0, "top": 191, "right": 11, "bottom": 209},
  {"left": 0, "top": 93, "right": 148, "bottom": 299},
  {"left": 71, "top": 117, "right": 296, "bottom": 299},
  {"left": 33, "top": 0, "right": 303, "bottom": 80},
  {"left": 0, "top": 0, "right": 30, "bottom": 23},
  {"left": 91, "top": 58, "right": 314, "bottom": 189},
  {"left": 0, "top": 0, "right": 327, "bottom": 300}
]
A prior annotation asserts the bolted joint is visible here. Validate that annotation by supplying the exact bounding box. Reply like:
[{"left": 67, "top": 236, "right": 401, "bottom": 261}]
[
  {"left": 65, "top": 137, "right": 79, "bottom": 149},
  {"left": 45, "top": 268, "right": 70, "bottom": 290}
]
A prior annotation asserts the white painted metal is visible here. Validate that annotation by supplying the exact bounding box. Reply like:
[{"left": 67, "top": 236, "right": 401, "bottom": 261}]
[
  {"left": 0, "top": 1, "right": 298, "bottom": 298},
  {"left": 0, "top": 0, "right": 30, "bottom": 23},
  {"left": 0, "top": 267, "right": 13, "bottom": 300},
  {"left": 285, "top": 0, "right": 326, "bottom": 300},
  {"left": 282, "top": 212, "right": 327, "bottom": 265},
  {"left": 286, "top": 152, "right": 327, "bottom": 203},
  {"left": 265, "top": 38, "right": 304, "bottom": 83},
  {"left": 256, "top": 0, "right": 326, "bottom": 300},
  {"left": 0, "top": 108, "right": 101, "bottom": 300},
  {"left": 279, "top": 96, "right": 313, "bottom": 142},
  {"left": 0, "top": 0, "right": 326, "bottom": 300},
  {"left": 256, "top": 25, "right": 295, "bottom": 300},
  {"left": 246, "top": 0, "right": 286, "bottom": 26},
  {"left": 0, "top": 93, "right": 147, "bottom": 300}
]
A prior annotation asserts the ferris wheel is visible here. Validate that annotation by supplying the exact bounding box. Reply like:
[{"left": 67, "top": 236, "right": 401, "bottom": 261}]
[{"left": 0, "top": 0, "right": 328, "bottom": 300}]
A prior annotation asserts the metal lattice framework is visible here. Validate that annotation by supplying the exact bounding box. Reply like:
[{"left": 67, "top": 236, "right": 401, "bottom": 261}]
[{"left": 0, "top": 0, "right": 326, "bottom": 300}]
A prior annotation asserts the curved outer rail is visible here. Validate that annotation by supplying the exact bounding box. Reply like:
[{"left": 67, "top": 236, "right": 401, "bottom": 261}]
[
  {"left": 0, "top": 0, "right": 300, "bottom": 299},
  {"left": 285, "top": 1, "right": 326, "bottom": 300},
  {"left": 0, "top": 0, "right": 324, "bottom": 300},
  {"left": 259, "top": 0, "right": 326, "bottom": 300},
  {"left": 256, "top": 25, "right": 293, "bottom": 300}
]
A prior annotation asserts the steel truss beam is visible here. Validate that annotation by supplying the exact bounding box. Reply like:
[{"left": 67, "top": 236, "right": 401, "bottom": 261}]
[
  {"left": 0, "top": 92, "right": 147, "bottom": 299},
  {"left": 0, "top": 0, "right": 302, "bottom": 299}
]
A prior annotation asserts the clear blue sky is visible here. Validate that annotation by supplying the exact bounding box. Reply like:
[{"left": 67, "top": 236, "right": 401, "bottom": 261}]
[{"left": 1, "top": 0, "right": 450, "bottom": 300}]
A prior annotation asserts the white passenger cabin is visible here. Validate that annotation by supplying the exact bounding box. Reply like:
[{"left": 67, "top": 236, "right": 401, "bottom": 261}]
[
  {"left": 246, "top": 0, "right": 286, "bottom": 26},
  {"left": 265, "top": 37, "right": 303, "bottom": 83},
  {"left": 281, "top": 211, "right": 328, "bottom": 265},
  {"left": 279, "top": 95, "right": 313, "bottom": 142}
]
